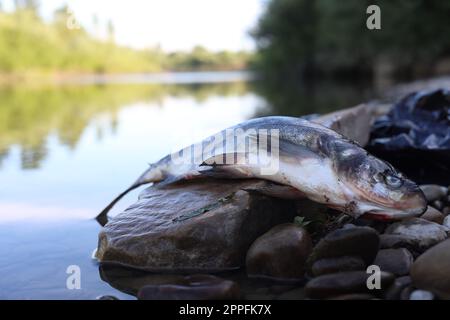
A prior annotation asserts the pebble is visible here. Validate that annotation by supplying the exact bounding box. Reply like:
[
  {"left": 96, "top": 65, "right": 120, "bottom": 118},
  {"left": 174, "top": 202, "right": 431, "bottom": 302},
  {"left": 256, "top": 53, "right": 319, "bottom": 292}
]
[
  {"left": 400, "top": 286, "right": 414, "bottom": 300},
  {"left": 384, "top": 218, "right": 448, "bottom": 252},
  {"left": 443, "top": 215, "right": 450, "bottom": 229},
  {"left": 276, "top": 288, "right": 306, "bottom": 300},
  {"left": 308, "top": 226, "right": 379, "bottom": 267},
  {"left": 411, "top": 239, "right": 450, "bottom": 299},
  {"left": 420, "top": 206, "right": 445, "bottom": 224},
  {"left": 432, "top": 200, "right": 444, "bottom": 211},
  {"left": 410, "top": 290, "right": 434, "bottom": 300},
  {"left": 311, "top": 256, "right": 366, "bottom": 276},
  {"left": 420, "top": 185, "right": 447, "bottom": 202},
  {"left": 443, "top": 207, "right": 450, "bottom": 216},
  {"left": 384, "top": 276, "right": 412, "bottom": 300},
  {"left": 373, "top": 248, "right": 413, "bottom": 276},
  {"left": 245, "top": 224, "right": 312, "bottom": 279},
  {"left": 379, "top": 234, "right": 418, "bottom": 255},
  {"left": 305, "top": 271, "right": 395, "bottom": 299}
]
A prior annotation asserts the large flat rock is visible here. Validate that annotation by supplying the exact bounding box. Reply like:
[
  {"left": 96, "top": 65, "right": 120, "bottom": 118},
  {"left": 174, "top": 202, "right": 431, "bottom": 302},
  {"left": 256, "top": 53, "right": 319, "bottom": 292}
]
[{"left": 96, "top": 179, "right": 297, "bottom": 271}]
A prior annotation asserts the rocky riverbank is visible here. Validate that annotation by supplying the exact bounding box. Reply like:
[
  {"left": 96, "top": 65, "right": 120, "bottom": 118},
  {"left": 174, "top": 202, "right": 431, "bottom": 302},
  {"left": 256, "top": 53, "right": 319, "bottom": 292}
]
[{"left": 95, "top": 91, "right": 450, "bottom": 300}]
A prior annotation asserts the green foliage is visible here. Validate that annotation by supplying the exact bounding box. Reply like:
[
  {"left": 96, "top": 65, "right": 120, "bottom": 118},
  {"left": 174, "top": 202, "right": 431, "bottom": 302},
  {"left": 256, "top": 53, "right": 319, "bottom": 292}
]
[
  {"left": 0, "top": 9, "right": 252, "bottom": 76},
  {"left": 252, "top": 0, "right": 450, "bottom": 80},
  {"left": 293, "top": 216, "right": 311, "bottom": 228},
  {"left": 167, "top": 46, "right": 253, "bottom": 71},
  {"left": 0, "top": 9, "right": 162, "bottom": 74}
]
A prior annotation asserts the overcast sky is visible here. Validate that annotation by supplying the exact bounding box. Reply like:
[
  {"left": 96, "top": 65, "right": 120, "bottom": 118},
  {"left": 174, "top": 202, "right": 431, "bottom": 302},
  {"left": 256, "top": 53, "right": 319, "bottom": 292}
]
[{"left": 3, "top": 0, "right": 265, "bottom": 51}]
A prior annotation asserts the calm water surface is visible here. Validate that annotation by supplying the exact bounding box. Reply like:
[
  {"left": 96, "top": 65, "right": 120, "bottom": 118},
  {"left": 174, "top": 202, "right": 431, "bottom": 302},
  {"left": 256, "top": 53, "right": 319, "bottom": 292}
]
[{"left": 0, "top": 71, "right": 377, "bottom": 299}]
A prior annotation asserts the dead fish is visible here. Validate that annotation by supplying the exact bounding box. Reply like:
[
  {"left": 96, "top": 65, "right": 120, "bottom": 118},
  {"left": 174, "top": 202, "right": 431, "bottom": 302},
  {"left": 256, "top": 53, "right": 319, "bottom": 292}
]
[{"left": 97, "top": 116, "right": 427, "bottom": 220}]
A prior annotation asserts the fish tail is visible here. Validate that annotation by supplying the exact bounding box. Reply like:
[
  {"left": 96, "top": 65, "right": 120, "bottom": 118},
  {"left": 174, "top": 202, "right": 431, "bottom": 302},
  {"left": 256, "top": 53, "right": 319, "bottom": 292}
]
[
  {"left": 96, "top": 183, "right": 144, "bottom": 220},
  {"left": 96, "top": 165, "right": 163, "bottom": 220}
]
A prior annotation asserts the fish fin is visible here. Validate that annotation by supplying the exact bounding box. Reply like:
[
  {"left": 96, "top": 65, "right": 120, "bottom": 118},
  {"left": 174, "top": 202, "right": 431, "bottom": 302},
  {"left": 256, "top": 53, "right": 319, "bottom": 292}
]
[
  {"left": 200, "top": 152, "right": 247, "bottom": 167},
  {"left": 95, "top": 165, "right": 162, "bottom": 220},
  {"left": 153, "top": 169, "right": 205, "bottom": 188},
  {"left": 96, "top": 182, "right": 145, "bottom": 220},
  {"left": 278, "top": 139, "right": 318, "bottom": 159},
  {"left": 198, "top": 151, "right": 255, "bottom": 179},
  {"left": 197, "top": 166, "right": 248, "bottom": 179}
]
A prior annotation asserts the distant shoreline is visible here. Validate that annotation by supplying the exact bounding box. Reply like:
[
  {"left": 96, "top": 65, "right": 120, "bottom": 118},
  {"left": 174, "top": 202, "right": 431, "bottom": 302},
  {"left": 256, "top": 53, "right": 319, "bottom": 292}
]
[{"left": 0, "top": 70, "right": 256, "bottom": 87}]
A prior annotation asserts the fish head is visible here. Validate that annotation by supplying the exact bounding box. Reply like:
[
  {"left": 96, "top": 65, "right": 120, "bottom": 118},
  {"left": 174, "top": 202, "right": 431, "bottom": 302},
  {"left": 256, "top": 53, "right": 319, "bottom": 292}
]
[{"left": 336, "top": 149, "right": 427, "bottom": 220}]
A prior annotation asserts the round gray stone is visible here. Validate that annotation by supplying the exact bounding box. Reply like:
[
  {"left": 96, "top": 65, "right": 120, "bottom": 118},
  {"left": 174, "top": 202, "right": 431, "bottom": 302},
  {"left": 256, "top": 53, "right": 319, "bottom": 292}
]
[
  {"left": 411, "top": 239, "right": 450, "bottom": 299},
  {"left": 384, "top": 218, "right": 448, "bottom": 252},
  {"left": 373, "top": 248, "right": 413, "bottom": 276},
  {"left": 308, "top": 226, "right": 380, "bottom": 267},
  {"left": 305, "top": 271, "right": 395, "bottom": 299}
]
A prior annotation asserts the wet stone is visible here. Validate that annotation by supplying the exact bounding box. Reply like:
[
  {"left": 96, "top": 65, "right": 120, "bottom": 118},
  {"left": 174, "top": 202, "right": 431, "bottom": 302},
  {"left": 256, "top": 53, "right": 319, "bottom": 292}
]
[
  {"left": 400, "top": 286, "right": 414, "bottom": 300},
  {"left": 379, "top": 234, "right": 420, "bottom": 256},
  {"left": 383, "top": 276, "right": 412, "bottom": 300},
  {"left": 373, "top": 248, "right": 413, "bottom": 276},
  {"left": 96, "top": 179, "right": 297, "bottom": 271},
  {"left": 307, "top": 226, "right": 380, "bottom": 268},
  {"left": 411, "top": 239, "right": 450, "bottom": 299},
  {"left": 384, "top": 218, "right": 448, "bottom": 253},
  {"left": 99, "top": 264, "right": 190, "bottom": 296},
  {"left": 276, "top": 288, "right": 306, "bottom": 300},
  {"left": 305, "top": 271, "right": 395, "bottom": 299},
  {"left": 245, "top": 224, "right": 312, "bottom": 280},
  {"left": 311, "top": 256, "right": 366, "bottom": 277},
  {"left": 432, "top": 200, "right": 445, "bottom": 211},
  {"left": 420, "top": 185, "right": 447, "bottom": 203},
  {"left": 410, "top": 290, "right": 434, "bottom": 300},
  {"left": 420, "top": 206, "right": 445, "bottom": 224}
]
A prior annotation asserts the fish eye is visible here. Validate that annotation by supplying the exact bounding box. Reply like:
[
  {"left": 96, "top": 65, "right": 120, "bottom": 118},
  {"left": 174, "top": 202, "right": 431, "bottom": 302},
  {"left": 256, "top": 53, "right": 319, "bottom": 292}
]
[{"left": 384, "top": 174, "right": 403, "bottom": 188}]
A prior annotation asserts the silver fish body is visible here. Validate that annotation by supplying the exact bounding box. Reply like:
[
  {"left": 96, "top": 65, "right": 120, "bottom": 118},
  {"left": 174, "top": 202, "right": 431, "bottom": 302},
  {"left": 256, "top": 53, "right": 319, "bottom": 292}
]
[{"left": 98, "top": 116, "right": 427, "bottom": 220}]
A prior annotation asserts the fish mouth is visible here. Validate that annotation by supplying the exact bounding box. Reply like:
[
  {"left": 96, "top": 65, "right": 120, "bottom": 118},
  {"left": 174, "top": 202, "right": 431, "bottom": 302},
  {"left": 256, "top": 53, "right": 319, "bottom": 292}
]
[
  {"left": 361, "top": 203, "right": 427, "bottom": 221},
  {"left": 352, "top": 184, "right": 427, "bottom": 221}
]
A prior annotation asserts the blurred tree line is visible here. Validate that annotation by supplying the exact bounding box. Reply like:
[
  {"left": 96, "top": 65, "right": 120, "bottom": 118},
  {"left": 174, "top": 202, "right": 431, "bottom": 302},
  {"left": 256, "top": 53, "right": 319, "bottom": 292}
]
[
  {"left": 0, "top": 3, "right": 252, "bottom": 76},
  {"left": 252, "top": 0, "right": 450, "bottom": 82}
]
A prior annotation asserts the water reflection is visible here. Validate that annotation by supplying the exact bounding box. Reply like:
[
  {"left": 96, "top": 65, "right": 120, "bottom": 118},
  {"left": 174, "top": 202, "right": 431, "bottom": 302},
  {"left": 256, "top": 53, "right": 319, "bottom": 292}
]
[{"left": 0, "top": 81, "right": 249, "bottom": 170}]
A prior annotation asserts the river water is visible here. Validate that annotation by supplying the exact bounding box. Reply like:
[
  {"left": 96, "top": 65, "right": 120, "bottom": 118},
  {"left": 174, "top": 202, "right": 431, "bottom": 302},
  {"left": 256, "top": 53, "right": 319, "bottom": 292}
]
[{"left": 0, "top": 71, "right": 377, "bottom": 299}]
